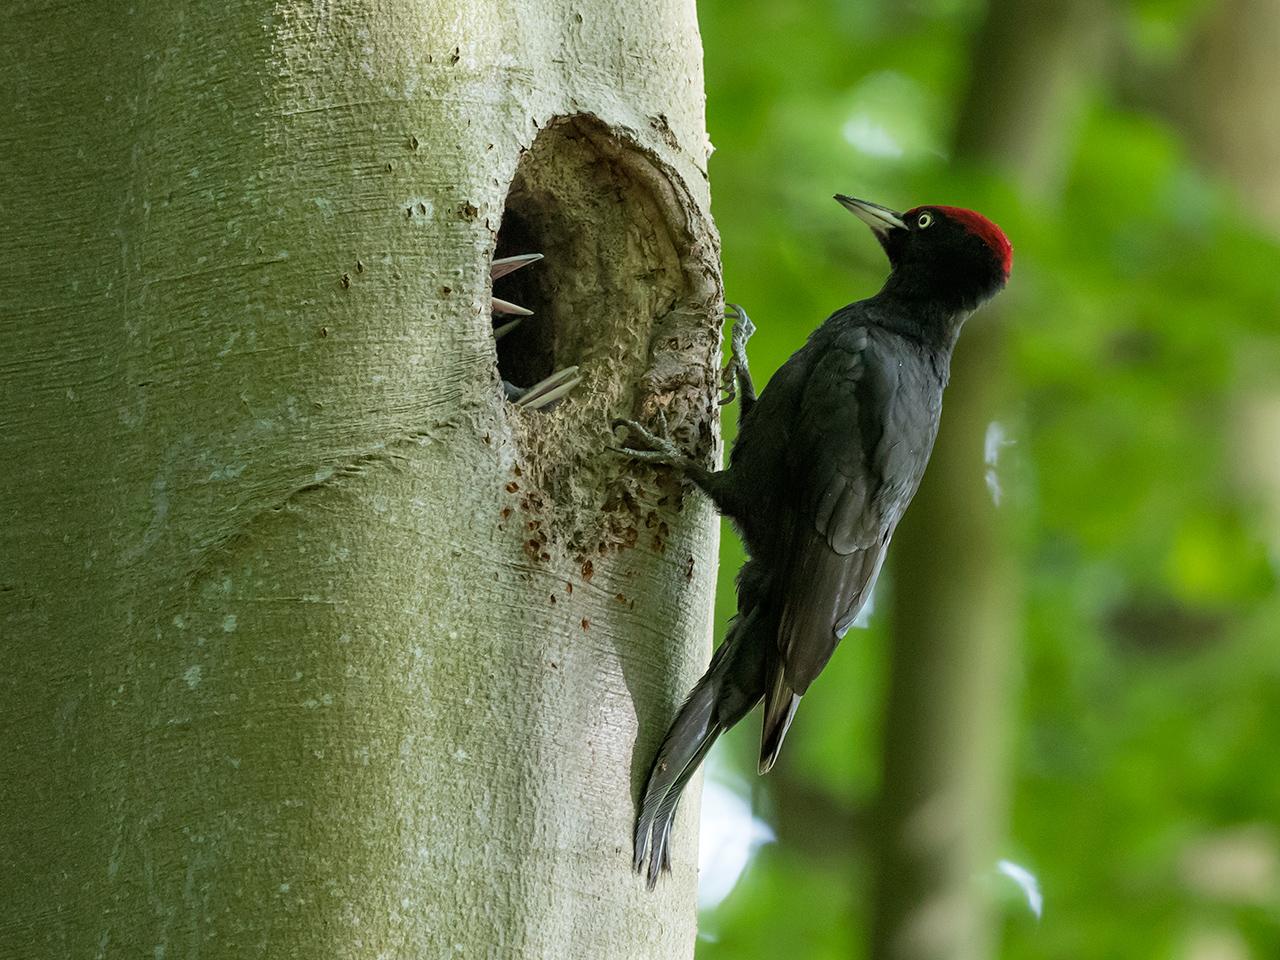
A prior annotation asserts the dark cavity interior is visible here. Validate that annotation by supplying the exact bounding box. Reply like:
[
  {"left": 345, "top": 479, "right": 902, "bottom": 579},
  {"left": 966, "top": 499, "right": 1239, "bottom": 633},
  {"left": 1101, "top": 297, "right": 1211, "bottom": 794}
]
[{"left": 493, "top": 208, "right": 554, "bottom": 392}]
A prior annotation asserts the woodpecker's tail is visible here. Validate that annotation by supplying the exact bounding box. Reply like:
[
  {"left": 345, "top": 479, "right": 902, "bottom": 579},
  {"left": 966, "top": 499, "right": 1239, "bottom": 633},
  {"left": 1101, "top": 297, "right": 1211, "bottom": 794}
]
[
  {"left": 633, "top": 606, "right": 768, "bottom": 889},
  {"left": 758, "top": 666, "right": 800, "bottom": 775}
]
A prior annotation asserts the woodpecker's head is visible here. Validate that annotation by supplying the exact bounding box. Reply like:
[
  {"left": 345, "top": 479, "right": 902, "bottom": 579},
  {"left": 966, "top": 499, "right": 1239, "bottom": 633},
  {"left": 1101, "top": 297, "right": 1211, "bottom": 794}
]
[{"left": 835, "top": 195, "right": 1012, "bottom": 313}]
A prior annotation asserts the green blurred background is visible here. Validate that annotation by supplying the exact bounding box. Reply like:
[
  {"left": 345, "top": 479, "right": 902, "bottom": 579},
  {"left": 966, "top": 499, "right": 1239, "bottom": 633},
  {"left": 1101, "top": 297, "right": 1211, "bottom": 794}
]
[{"left": 692, "top": 0, "right": 1280, "bottom": 957}]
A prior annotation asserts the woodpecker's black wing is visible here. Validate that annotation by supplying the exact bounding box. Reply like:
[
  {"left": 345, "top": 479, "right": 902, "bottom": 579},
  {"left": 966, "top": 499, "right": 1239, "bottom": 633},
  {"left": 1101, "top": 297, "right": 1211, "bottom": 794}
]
[{"left": 760, "top": 318, "right": 936, "bottom": 771}]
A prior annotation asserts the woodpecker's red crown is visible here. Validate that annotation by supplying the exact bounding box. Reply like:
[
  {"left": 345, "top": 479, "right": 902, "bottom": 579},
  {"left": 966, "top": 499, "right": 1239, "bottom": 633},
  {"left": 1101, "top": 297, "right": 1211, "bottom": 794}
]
[{"left": 906, "top": 205, "right": 1013, "bottom": 278}]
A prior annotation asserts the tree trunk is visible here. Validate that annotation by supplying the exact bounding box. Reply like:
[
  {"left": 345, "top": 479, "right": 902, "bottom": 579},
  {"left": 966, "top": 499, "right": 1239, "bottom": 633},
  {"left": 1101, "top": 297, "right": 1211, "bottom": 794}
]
[
  {"left": 1173, "top": 0, "right": 1280, "bottom": 696},
  {"left": 1174, "top": 0, "right": 1280, "bottom": 229},
  {"left": 870, "top": 3, "right": 1103, "bottom": 959},
  {"left": 0, "top": 2, "right": 720, "bottom": 956}
]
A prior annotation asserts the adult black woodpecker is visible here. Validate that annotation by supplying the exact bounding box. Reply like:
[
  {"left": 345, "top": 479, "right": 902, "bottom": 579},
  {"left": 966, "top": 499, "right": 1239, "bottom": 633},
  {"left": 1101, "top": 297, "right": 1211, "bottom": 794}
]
[{"left": 614, "top": 195, "right": 1012, "bottom": 887}]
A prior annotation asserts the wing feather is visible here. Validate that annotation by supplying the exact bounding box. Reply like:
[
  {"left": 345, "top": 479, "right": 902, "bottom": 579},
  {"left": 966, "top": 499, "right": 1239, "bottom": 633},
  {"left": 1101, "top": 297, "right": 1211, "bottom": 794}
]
[
  {"left": 776, "top": 326, "right": 902, "bottom": 692},
  {"left": 757, "top": 318, "right": 940, "bottom": 769}
]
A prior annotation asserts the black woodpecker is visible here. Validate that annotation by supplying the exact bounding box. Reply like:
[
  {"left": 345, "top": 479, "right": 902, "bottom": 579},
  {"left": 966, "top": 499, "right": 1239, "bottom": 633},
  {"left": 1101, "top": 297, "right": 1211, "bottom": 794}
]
[{"left": 614, "top": 195, "right": 1013, "bottom": 888}]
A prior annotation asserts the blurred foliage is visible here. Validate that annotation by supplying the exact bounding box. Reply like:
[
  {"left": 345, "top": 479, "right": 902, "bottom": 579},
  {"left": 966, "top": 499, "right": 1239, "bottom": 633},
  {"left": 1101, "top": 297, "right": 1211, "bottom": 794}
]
[{"left": 694, "top": 0, "right": 1280, "bottom": 956}]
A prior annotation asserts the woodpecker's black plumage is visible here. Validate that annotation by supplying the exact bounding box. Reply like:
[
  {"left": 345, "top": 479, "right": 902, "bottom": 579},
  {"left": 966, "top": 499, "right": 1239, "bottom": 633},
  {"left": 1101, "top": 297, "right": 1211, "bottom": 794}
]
[{"left": 616, "top": 196, "right": 1012, "bottom": 888}]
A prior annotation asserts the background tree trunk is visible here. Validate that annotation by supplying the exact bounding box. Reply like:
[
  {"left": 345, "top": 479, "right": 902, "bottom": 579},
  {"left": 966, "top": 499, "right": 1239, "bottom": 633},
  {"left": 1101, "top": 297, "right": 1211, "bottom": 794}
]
[
  {"left": 1174, "top": 0, "right": 1280, "bottom": 731},
  {"left": 0, "top": 2, "right": 720, "bottom": 956},
  {"left": 1174, "top": 0, "right": 1280, "bottom": 229},
  {"left": 870, "top": 3, "right": 1104, "bottom": 958}
]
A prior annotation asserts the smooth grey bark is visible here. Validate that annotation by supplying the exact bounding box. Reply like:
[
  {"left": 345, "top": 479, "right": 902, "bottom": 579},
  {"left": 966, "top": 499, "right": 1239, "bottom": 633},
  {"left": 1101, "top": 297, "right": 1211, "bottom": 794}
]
[
  {"left": 870, "top": 3, "right": 1104, "bottom": 959},
  {"left": 0, "top": 2, "right": 721, "bottom": 956}
]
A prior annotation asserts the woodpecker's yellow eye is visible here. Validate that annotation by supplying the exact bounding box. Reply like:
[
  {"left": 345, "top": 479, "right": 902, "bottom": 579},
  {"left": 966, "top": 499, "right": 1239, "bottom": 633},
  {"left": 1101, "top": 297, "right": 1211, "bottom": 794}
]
[{"left": 917, "top": 212, "right": 933, "bottom": 229}]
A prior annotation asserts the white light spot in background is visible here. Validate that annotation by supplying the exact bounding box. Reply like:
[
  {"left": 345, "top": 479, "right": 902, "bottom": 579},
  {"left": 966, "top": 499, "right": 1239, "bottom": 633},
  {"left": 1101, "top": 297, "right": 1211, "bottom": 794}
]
[
  {"left": 840, "top": 71, "right": 943, "bottom": 164},
  {"left": 997, "top": 858, "right": 1043, "bottom": 919},
  {"left": 842, "top": 115, "right": 903, "bottom": 158},
  {"left": 699, "top": 758, "right": 774, "bottom": 910},
  {"left": 984, "top": 420, "right": 1015, "bottom": 507}
]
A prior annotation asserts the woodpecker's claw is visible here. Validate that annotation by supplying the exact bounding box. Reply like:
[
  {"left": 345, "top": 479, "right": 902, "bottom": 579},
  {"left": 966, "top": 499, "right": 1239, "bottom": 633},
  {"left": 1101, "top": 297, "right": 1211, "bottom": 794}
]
[
  {"left": 720, "top": 303, "right": 757, "bottom": 406},
  {"left": 727, "top": 303, "right": 757, "bottom": 355},
  {"left": 507, "top": 366, "right": 581, "bottom": 411},
  {"left": 611, "top": 413, "right": 689, "bottom": 465}
]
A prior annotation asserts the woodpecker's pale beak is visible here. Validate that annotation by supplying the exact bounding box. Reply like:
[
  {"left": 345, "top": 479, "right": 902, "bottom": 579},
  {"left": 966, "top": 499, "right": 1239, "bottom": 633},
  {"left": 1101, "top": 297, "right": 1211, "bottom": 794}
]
[{"left": 834, "top": 195, "right": 906, "bottom": 237}]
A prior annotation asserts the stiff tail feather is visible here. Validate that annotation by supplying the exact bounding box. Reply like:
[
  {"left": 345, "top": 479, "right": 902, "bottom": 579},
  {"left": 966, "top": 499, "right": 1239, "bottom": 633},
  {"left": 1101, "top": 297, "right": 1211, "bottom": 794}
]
[
  {"left": 633, "top": 608, "right": 767, "bottom": 888},
  {"left": 758, "top": 666, "right": 800, "bottom": 775}
]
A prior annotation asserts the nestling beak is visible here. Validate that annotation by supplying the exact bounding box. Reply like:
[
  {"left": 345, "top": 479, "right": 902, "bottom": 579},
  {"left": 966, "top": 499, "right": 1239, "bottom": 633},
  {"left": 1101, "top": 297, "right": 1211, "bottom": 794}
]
[{"left": 834, "top": 195, "right": 906, "bottom": 237}]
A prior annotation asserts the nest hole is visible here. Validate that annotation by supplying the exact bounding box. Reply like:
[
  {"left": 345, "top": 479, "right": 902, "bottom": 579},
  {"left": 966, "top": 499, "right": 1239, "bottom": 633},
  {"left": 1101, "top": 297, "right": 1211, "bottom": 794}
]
[
  {"left": 491, "top": 115, "right": 692, "bottom": 415},
  {"left": 489, "top": 115, "right": 719, "bottom": 552}
]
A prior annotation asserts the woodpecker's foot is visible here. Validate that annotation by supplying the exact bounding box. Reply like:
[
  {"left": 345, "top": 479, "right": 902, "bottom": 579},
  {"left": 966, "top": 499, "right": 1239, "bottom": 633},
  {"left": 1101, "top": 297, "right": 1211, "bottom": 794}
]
[
  {"left": 728, "top": 303, "right": 756, "bottom": 358},
  {"left": 719, "top": 303, "right": 757, "bottom": 406},
  {"left": 611, "top": 412, "right": 695, "bottom": 468},
  {"left": 505, "top": 366, "right": 581, "bottom": 411}
]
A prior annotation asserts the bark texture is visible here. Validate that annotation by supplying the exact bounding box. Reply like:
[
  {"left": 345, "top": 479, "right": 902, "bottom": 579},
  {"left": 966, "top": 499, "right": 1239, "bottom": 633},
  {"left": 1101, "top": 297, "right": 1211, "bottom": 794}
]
[{"left": 0, "top": 2, "right": 720, "bottom": 956}]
